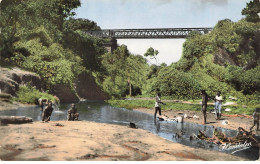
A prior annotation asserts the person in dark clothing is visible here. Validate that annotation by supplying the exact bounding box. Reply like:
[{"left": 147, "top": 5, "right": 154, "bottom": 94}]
[
  {"left": 250, "top": 108, "right": 260, "bottom": 131},
  {"left": 42, "top": 101, "right": 53, "bottom": 122},
  {"left": 67, "top": 103, "right": 79, "bottom": 121},
  {"left": 201, "top": 90, "right": 210, "bottom": 124}
]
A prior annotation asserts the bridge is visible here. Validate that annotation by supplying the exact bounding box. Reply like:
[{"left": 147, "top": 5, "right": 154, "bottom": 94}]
[{"left": 84, "top": 28, "right": 213, "bottom": 52}]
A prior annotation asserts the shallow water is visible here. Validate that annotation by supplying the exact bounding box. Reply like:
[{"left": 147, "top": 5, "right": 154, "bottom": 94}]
[{"left": 0, "top": 101, "right": 259, "bottom": 160}]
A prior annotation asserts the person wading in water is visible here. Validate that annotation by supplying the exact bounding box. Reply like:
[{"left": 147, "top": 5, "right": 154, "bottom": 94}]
[
  {"left": 201, "top": 90, "right": 210, "bottom": 124},
  {"left": 154, "top": 93, "right": 165, "bottom": 118},
  {"left": 42, "top": 101, "right": 53, "bottom": 122}
]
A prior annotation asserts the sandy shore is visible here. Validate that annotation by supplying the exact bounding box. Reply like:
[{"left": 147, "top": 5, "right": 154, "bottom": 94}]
[
  {"left": 134, "top": 108, "right": 259, "bottom": 133},
  {"left": 0, "top": 120, "right": 249, "bottom": 161}
]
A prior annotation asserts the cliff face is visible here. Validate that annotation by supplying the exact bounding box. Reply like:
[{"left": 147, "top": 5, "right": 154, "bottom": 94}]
[
  {"left": 0, "top": 67, "right": 43, "bottom": 95},
  {"left": 213, "top": 30, "right": 260, "bottom": 69},
  {"left": 213, "top": 47, "right": 238, "bottom": 67}
]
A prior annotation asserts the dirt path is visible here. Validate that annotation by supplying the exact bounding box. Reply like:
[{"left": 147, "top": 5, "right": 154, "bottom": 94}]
[
  {"left": 134, "top": 108, "right": 259, "bottom": 133},
  {"left": 0, "top": 121, "right": 248, "bottom": 161}
]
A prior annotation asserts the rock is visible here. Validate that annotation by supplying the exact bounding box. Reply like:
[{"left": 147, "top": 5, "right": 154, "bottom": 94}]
[
  {"left": 222, "top": 120, "right": 229, "bottom": 125},
  {"left": 223, "top": 102, "right": 237, "bottom": 106},
  {"left": 0, "top": 67, "right": 108, "bottom": 103},
  {"left": 53, "top": 123, "right": 64, "bottom": 127},
  {"left": 193, "top": 115, "right": 199, "bottom": 119},
  {"left": 0, "top": 67, "right": 43, "bottom": 96},
  {"left": 0, "top": 78, "right": 19, "bottom": 95},
  {"left": 228, "top": 96, "right": 237, "bottom": 101},
  {"left": 190, "top": 133, "right": 199, "bottom": 140},
  {"left": 51, "top": 84, "right": 79, "bottom": 103},
  {"left": 129, "top": 122, "right": 137, "bottom": 129},
  {"left": 225, "top": 108, "right": 232, "bottom": 112},
  {"left": 214, "top": 48, "right": 235, "bottom": 66},
  {"left": 75, "top": 72, "right": 108, "bottom": 100}
]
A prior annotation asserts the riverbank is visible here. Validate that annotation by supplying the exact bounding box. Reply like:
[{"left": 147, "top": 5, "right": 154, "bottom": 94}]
[
  {"left": 0, "top": 120, "right": 248, "bottom": 161},
  {"left": 134, "top": 108, "right": 257, "bottom": 132},
  {"left": 108, "top": 99, "right": 259, "bottom": 132}
]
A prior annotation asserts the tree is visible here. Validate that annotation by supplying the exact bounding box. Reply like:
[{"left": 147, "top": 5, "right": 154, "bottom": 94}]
[
  {"left": 144, "top": 47, "right": 159, "bottom": 65},
  {"left": 101, "top": 45, "right": 149, "bottom": 98},
  {"left": 242, "top": 0, "right": 260, "bottom": 23},
  {"left": 0, "top": 0, "right": 81, "bottom": 64},
  {"left": 63, "top": 18, "right": 101, "bottom": 32}
]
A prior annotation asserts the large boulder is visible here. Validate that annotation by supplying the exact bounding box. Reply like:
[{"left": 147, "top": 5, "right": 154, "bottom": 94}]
[
  {"left": 75, "top": 72, "right": 108, "bottom": 100},
  {"left": 51, "top": 72, "right": 108, "bottom": 103},
  {"left": 51, "top": 84, "right": 79, "bottom": 103},
  {"left": 0, "top": 67, "right": 43, "bottom": 95}
]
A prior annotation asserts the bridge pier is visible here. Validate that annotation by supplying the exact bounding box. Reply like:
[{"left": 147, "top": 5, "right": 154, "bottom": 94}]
[{"left": 104, "top": 37, "right": 117, "bottom": 53}]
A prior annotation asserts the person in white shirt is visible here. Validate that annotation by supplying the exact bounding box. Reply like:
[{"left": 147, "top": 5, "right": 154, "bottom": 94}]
[
  {"left": 215, "top": 91, "right": 223, "bottom": 120},
  {"left": 154, "top": 93, "right": 165, "bottom": 118}
]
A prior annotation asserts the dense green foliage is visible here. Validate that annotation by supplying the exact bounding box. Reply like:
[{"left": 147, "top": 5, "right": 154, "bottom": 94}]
[
  {"left": 242, "top": 0, "right": 260, "bottom": 23},
  {"left": 141, "top": 16, "right": 260, "bottom": 104},
  {"left": 16, "top": 85, "right": 57, "bottom": 104},
  {"left": 0, "top": 0, "right": 259, "bottom": 108},
  {"left": 0, "top": 0, "right": 104, "bottom": 91},
  {"left": 101, "top": 45, "right": 150, "bottom": 98}
]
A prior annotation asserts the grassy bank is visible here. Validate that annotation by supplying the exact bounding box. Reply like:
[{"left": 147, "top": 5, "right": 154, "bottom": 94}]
[{"left": 107, "top": 99, "right": 260, "bottom": 115}]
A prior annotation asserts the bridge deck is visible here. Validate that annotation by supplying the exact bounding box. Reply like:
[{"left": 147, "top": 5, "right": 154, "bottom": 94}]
[{"left": 85, "top": 28, "right": 213, "bottom": 39}]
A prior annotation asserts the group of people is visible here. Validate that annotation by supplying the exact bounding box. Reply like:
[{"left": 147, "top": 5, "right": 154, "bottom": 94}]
[
  {"left": 39, "top": 99, "right": 79, "bottom": 122},
  {"left": 38, "top": 92, "right": 259, "bottom": 132},
  {"left": 200, "top": 90, "right": 223, "bottom": 124},
  {"left": 153, "top": 90, "right": 259, "bottom": 131}
]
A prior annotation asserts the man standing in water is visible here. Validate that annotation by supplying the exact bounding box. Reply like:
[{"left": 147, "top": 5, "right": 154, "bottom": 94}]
[
  {"left": 201, "top": 90, "right": 209, "bottom": 124},
  {"left": 67, "top": 103, "right": 79, "bottom": 121},
  {"left": 42, "top": 101, "right": 53, "bottom": 122},
  {"left": 154, "top": 93, "right": 165, "bottom": 118},
  {"left": 215, "top": 91, "right": 223, "bottom": 120},
  {"left": 250, "top": 108, "right": 260, "bottom": 131}
]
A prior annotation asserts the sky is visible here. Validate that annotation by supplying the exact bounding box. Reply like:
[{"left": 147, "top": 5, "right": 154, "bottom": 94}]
[{"left": 75, "top": 0, "right": 251, "bottom": 65}]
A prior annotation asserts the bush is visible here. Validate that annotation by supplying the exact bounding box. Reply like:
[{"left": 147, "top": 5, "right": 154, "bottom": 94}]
[
  {"left": 16, "top": 85, "right": 57, "bottom": 104},
  {"left": 143, "top": 66, "right": 201, "bottom": 100}
]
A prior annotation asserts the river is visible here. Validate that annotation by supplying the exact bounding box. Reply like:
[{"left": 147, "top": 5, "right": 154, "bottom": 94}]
[{"left": 0, "top": 100, "right": 259, "bottom": 160}]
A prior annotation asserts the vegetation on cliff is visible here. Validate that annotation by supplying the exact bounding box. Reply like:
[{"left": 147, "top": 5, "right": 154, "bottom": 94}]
[
  {"left": 141, "top": 1, "right": 260, "bottom": 104},
  {"left": 0, "top": 0, "right": 259, "bottom": 108}
]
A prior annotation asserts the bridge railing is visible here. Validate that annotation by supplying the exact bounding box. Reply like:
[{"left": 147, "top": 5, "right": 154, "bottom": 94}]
[{"left": 84, "top": 28, "right": 213, "bottom": 39}]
